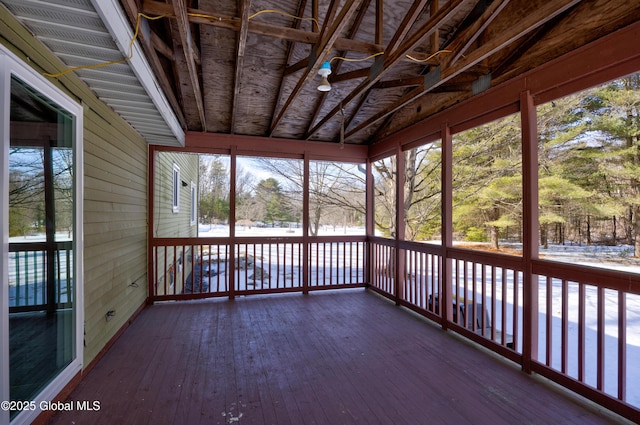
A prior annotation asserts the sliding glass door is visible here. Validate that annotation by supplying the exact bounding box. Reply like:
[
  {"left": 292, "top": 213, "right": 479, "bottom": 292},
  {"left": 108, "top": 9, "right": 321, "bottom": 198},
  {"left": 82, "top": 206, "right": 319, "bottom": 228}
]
[{"left": 1, "top": 48, "right": 83, "bottom": 425}]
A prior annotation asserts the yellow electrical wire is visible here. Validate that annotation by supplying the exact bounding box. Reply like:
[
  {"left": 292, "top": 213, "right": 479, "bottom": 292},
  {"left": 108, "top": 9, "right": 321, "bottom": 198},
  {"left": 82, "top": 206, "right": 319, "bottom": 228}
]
[
  {"left": 330, "top": 51, "right": 385, "bottom": 64},
  {"left": 405, "top": 49, "right": 452, "bottom": 63},
  {"left": 248, "top": 9, "right": 320, "bottom": 31},
  {"left": 43, "top": 13, "right": 166, "bottom": 78},
  {"left": 42, "top": 8, "right": 450, "bottom": 80},
  {"left": 188, "top": 12, "right": 236, "bottom": 22}
]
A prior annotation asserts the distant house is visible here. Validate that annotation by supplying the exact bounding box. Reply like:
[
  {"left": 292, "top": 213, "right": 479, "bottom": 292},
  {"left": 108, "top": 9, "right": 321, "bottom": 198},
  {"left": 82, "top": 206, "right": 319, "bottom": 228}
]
[{"left": 153, "top": 151, "right": 199, "bottom": 295}]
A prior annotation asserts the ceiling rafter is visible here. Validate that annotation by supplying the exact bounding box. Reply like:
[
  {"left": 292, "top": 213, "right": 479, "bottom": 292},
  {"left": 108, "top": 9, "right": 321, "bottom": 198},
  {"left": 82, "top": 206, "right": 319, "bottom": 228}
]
[
  {"left": 269, "top": 0, "right": 364, "bottom": 135},
  {"left": 170, "top": 0, "right": 206, "bottom": 131},
  {"left": 386, "top": 0, "right": 430, "bottom": 54},
  {"left": 441, "top": 0, "right": 511, "bottom": 68},
  {"left": 142, "top": 1, "right": 383, "bottom": 55},
  {"left": 119, "top": 0, "right": 187, "bottom": 129},
  {"left": 269, "top": 0, "right": 342, "bottom": 135},
  {"left": 284, "top": 57, "right": 309, "bottom": 76},
  {"left": 230, "top": 0, "right": 251, "bottom": 133},
  {"left": 305, "top": 0, "right": 373, "bottom": 139},
  {"left": 151, "top": 31, "right": 173, "bottom": 59},
  {"left": 109, "top": 0, "right": 637, "bottom": 147},
  {"left": 306, "top": 0, "right": 468, "bottom": 140},
  {"left": 375, "top": 0, "right": 383, "bottom": 45},
  {"left": 340, "top": 0, "right": 432, "bottom": 144},
  {"left": 344, "top": 0, "right": 583, "bottom": 139},
  {"left": 270, "top": 0, "right": 310, "bottom": 132},
  {"left": 490, "top": 10, "right": 569, "bottom": 80}
]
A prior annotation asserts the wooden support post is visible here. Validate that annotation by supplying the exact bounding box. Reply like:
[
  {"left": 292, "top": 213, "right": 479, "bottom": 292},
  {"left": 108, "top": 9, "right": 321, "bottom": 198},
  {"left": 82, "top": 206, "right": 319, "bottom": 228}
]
[
  {"left": 229, "top": 145, "right": 237, "bottom": 300},
  {"left": 303, "top": 153, "right": 310, "bottom": 294},
  {"left": 365, "top": 159, "right": 374, "bottom": 287},
  {"left": 521, "top": 90, "right": 539, "bottom": 373},
  {"left": 395, "top": 144, "right": 406, "bottom": 305},
  {"left": 147, "top": 146, "right": 156, "bottom": 304},
  {"left": 441, "top": 123, "right": 453, "bottom": 329}
]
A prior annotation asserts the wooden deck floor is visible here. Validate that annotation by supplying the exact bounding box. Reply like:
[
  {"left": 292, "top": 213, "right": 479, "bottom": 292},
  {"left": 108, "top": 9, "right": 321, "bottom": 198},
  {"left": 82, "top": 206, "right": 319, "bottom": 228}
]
[{"left": 48, "top": 289, "right": 625, "bottom": 425}]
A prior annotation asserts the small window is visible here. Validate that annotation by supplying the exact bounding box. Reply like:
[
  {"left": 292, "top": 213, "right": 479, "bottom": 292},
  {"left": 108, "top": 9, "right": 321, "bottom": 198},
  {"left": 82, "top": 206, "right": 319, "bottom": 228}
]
[
  {"left": 172, "top": 163, "right": 180, "bottom": 213},
  {"left": 190, "top": 181, "right": 197, "bottom": 225}
]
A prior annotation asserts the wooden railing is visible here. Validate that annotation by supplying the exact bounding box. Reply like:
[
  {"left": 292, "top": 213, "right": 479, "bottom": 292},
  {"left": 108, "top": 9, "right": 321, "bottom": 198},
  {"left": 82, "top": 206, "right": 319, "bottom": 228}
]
[
  {"left": 368, "top": 237, "right": 640, "bottom": 420},
  {"left": 150, "top": 234, "right": 640, "bottom": 419},
  {"left": 531, "top": 260, "right": 640, "bottom": 419},
  {"left": 9, "top": 241, "right": 73, "bottom": 312},
  {"left": 150, "top": 236, "right": 366, "bottom": 301}
]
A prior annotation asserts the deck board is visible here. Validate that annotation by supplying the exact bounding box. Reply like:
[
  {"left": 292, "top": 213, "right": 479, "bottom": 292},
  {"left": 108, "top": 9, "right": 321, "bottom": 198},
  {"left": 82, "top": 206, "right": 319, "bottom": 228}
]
[{"left": 48, "top": 289, "right": 625, "bottom": 424}]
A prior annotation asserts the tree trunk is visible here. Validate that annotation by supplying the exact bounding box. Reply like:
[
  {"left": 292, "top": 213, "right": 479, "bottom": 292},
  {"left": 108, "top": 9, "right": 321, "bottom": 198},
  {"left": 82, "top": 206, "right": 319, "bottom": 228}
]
[
  {"left": 310, "top": 205, "right": 321, "bottom": 236},
  {"left": 541, "top": 225, "right": 548, "bottom": 249},
  {"left": 490, "top": 226, "right": 499, "bottom": 250},
  {"left": 633, "top": 206, "right": 640, "bottom": 257}
]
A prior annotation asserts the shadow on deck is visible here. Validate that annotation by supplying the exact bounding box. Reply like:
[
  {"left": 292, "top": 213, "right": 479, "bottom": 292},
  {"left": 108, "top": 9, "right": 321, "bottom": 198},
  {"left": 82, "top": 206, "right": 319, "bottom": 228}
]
[{"left": 48, "top": 289, "right": 625, "bottom": 424}]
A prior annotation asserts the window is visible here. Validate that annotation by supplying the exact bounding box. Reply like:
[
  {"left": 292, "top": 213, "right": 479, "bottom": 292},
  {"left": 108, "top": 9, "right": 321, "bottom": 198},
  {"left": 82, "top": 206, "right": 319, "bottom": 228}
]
[
  {"left": 190, "top": 181, "right": 197, "bottom": 226},
  {"left": 172, "top": 163, "right": 180, "bottom": 213}
]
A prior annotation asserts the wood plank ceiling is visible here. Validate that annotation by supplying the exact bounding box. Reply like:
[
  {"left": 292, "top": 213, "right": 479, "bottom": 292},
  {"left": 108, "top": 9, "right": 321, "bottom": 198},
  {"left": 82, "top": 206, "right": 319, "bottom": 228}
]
[{"left": 119, "top": 0, "right": 640, "bottom": 145}]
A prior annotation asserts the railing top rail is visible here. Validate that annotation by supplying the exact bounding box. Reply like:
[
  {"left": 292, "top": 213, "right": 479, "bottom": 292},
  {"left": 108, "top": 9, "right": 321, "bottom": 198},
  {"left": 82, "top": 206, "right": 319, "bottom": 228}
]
[
  {"left": 447, "top": 247, "right": 524, "bottom": 270},
  {"left": 533, "top": 258, "right": 640, "bottom": 295},
  {"left": 368, "top": 236, "right": 395, "bottom": 247},
  {"left": 9, "top": 241, "right": 72, "bottom": 251},
  {"left": 397, "top": 239, "right": 445, "bottom": 255},
  {"left": 152, "top": 235, "right": 367, "bottom": 246}
]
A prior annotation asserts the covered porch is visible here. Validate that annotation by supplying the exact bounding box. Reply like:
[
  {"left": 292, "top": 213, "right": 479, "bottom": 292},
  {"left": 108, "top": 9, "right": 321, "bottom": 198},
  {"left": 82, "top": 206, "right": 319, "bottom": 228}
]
[
  {"left": 2, "top": 0, "right": 640, "bottom": 424},
  {"left": 47, "top": 289, "right": 622, "bottom": 424}
]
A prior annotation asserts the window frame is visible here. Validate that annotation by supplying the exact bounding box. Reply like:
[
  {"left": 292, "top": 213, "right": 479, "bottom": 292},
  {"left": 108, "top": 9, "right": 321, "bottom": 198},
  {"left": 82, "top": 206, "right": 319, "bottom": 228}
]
[
  {"left": 172, "top": 163, "right": 180, "bottom": 213},
  {"left": 190, "top": 181, "right": 197, "bottom": 226}
]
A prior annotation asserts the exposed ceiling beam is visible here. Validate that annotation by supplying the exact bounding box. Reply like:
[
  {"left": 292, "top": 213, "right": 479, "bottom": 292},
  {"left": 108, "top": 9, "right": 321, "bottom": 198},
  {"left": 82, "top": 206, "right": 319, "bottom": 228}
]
[
  {"left": 270, "top": 0, "right": 342, "bottom": 135},
  {"left": 376, "top": 0, "right": 384, "bottom": 45},
  {"left": 170, "top": 0, "right": 206, "bottom": 131},
  {"left": 305, "top": 0, "right": 373, "bottom": 138},
  {"left": 490, "top": 10, "right": 567, "bottom": 79},
  {"left": 284, "top": 57, "right": 309, "bottom": 76},
  {"left": 269, "top": 0, "right": 364, "bottom": 135},
  {"left": 118, "top": 0, "right": 187, "bottom": 130},
  {"left": 142, "top": 1, "right": 383, "bottom": 55},
  {"left": 385, "top": 0, "right": 430, "bottom": 54},
  {"left": 230, "top": 0, "right": 251, "bottom": 133},
  {"left": 306, "top": 0, "right": 468, "bottom": 139},
  {"left": 331, "top": 68, "right": 370, "bottom": 84},
  {"left": 151, "top": 31, "right": 173, "bottom": 59},
  {"left": 442, "top": 0, "right": 511, "bottom": 68},
  {"left": 345, "top": 0, "right": 583, "bottom": 139},
  {"left": 271, "top": 0, "right": 309, "bottom": 133}
]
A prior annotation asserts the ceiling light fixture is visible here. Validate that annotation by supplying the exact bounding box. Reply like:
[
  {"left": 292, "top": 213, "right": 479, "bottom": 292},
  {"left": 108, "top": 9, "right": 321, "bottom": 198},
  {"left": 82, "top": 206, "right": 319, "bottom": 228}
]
[{"left": 317, "top": 61, "right": 332, "bottom": 92}]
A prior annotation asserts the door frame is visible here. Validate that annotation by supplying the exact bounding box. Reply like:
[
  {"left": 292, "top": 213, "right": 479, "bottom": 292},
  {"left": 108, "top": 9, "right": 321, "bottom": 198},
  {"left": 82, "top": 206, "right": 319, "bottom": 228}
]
[{"left": 0, "top": 44, "right": 84, "bottom": 425}]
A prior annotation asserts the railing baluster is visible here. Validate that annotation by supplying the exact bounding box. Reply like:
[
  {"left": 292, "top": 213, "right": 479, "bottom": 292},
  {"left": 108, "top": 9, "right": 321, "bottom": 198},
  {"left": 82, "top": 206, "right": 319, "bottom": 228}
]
[
  {"left": 597, "top": 286, "right": 605, "bottom": 391},
  {"left": 561, "top": 279, "right": 568, "bottom": 374},
  {"left": 501, "top": 268, "right": 507, "bottom": 347},
  {"left": 463, "top": 259, "right": 469, "bottom": 328},
  {"left": 578, "top": 282, "right": 585, "bottom": 382},
  {"left": 512, "top": 270, "right": 519, "bottom": 352},
  {"left": 15, "top": 252, "right": 21, "bottom": 306},
  {"left": 491, "top": 266, "right": 497, "bottom": 341},
  {"left": 546, "top": 276, "right": 553, "bottom": 366},
  {"left": 618, "top": 291, "right": 626, "bottom": 402}
]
